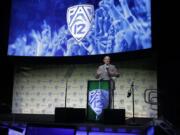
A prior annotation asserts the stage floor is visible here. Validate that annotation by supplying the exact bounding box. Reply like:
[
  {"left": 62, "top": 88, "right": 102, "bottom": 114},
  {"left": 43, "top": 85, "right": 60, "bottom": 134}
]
[{"left": 0, "top": 114, "right": 154, "bottom": 135}]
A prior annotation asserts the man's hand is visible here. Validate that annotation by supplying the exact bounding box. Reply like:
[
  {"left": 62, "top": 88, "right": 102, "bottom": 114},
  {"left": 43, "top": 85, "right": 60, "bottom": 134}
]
[
  {"left": 96, "top": 68, "right": 102, "bottom": 79},
  {"left": 108, "top": 68, "right": 120, "bottom": 77}
]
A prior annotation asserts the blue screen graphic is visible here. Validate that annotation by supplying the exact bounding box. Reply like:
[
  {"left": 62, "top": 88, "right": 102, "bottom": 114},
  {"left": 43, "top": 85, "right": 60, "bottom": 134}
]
[{"left": 8, "top": 0, "right": 151, "bottom": 56}]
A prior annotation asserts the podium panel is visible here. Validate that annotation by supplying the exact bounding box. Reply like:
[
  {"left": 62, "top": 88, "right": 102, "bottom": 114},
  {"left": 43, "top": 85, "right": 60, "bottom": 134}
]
[
  {"left": 87, "top": 80, "right": 110, "bottom": 121},
  {"left": 103, "top": 109, "right": 125, "bottom": 125}
]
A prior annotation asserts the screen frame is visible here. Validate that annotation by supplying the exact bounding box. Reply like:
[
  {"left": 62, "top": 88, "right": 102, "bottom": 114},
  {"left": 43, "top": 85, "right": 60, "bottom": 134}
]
[{"left": 6, "top": 48, "right": 155, "bottom": 64}]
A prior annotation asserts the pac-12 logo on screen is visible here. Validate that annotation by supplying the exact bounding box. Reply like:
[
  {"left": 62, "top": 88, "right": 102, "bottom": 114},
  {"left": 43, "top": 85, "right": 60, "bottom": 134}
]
[{"left": 67, "top": 4, "right": 94, "bottom": 42}]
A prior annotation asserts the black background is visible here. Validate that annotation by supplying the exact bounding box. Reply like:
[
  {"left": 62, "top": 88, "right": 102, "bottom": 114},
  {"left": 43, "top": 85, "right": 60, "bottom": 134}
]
[{"left": 0, "top": 0, "right": 180, "bottom": 127}]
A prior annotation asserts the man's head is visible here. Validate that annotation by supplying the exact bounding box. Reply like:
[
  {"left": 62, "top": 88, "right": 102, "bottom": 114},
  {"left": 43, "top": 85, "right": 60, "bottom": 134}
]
[{"left": 103, "top": 56, "right": 111, "bottom": 65}]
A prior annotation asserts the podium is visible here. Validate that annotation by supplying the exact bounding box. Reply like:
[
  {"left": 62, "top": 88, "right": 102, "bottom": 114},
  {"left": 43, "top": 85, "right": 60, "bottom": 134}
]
[{"left": 87, "top": 80, "right": 110, "bottom": 121}]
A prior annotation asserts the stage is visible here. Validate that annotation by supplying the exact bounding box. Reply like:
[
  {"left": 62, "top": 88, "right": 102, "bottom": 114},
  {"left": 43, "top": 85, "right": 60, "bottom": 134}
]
[{"left": 0, "top": 114, "right": 154, "bottom": 135}]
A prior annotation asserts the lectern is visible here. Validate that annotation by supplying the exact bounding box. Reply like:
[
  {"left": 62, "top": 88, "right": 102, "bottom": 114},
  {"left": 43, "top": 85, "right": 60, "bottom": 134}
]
[{"left": 87, "top": 80, "right": 110, "bottom": 121}]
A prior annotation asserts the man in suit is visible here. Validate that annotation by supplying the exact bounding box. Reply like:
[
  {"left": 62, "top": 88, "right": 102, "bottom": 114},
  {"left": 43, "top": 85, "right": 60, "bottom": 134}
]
[{"left": 96, "top": 56, "right": 120, "bottom": 109}]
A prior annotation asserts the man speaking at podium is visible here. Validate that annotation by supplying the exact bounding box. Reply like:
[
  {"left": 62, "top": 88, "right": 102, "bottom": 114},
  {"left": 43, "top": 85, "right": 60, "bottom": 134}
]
[{"left": 96, "top": 56, "right": 120, "bottom": 109}]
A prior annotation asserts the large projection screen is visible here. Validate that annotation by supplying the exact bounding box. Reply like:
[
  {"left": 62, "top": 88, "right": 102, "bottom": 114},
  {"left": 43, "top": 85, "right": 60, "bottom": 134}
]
[{"left": 8, "top": 0, "right": 151, "bottom": 56}]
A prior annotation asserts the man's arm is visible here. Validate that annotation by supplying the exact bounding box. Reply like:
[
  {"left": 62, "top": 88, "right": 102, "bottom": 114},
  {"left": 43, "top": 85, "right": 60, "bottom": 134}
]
[{"left": 95, "top": 66, "right": 102, "bottom": 79}]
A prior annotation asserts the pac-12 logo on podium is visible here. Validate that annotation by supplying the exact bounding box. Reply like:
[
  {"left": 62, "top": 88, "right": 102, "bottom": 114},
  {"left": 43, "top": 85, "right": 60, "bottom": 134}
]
[{"left": 67, "top": 4, "right": 94, "bottom": 42}]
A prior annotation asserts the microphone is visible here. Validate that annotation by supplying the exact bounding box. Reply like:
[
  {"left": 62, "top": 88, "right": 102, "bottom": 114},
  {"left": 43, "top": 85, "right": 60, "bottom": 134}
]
[
  {"left": 105, "top": 64, "right": 109, "bottom": 68},
  {"left": 127, "top": 81, "right": 134, "bottom": 98},
  {"left": 127, "top": 90, "right": 131, "bottom": 98},
  {"left": 131, "top": 81, "right": 134, "bottom": 87},
  {"left": 105, "top": 64, "right": 109, "bottom": 71}
]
